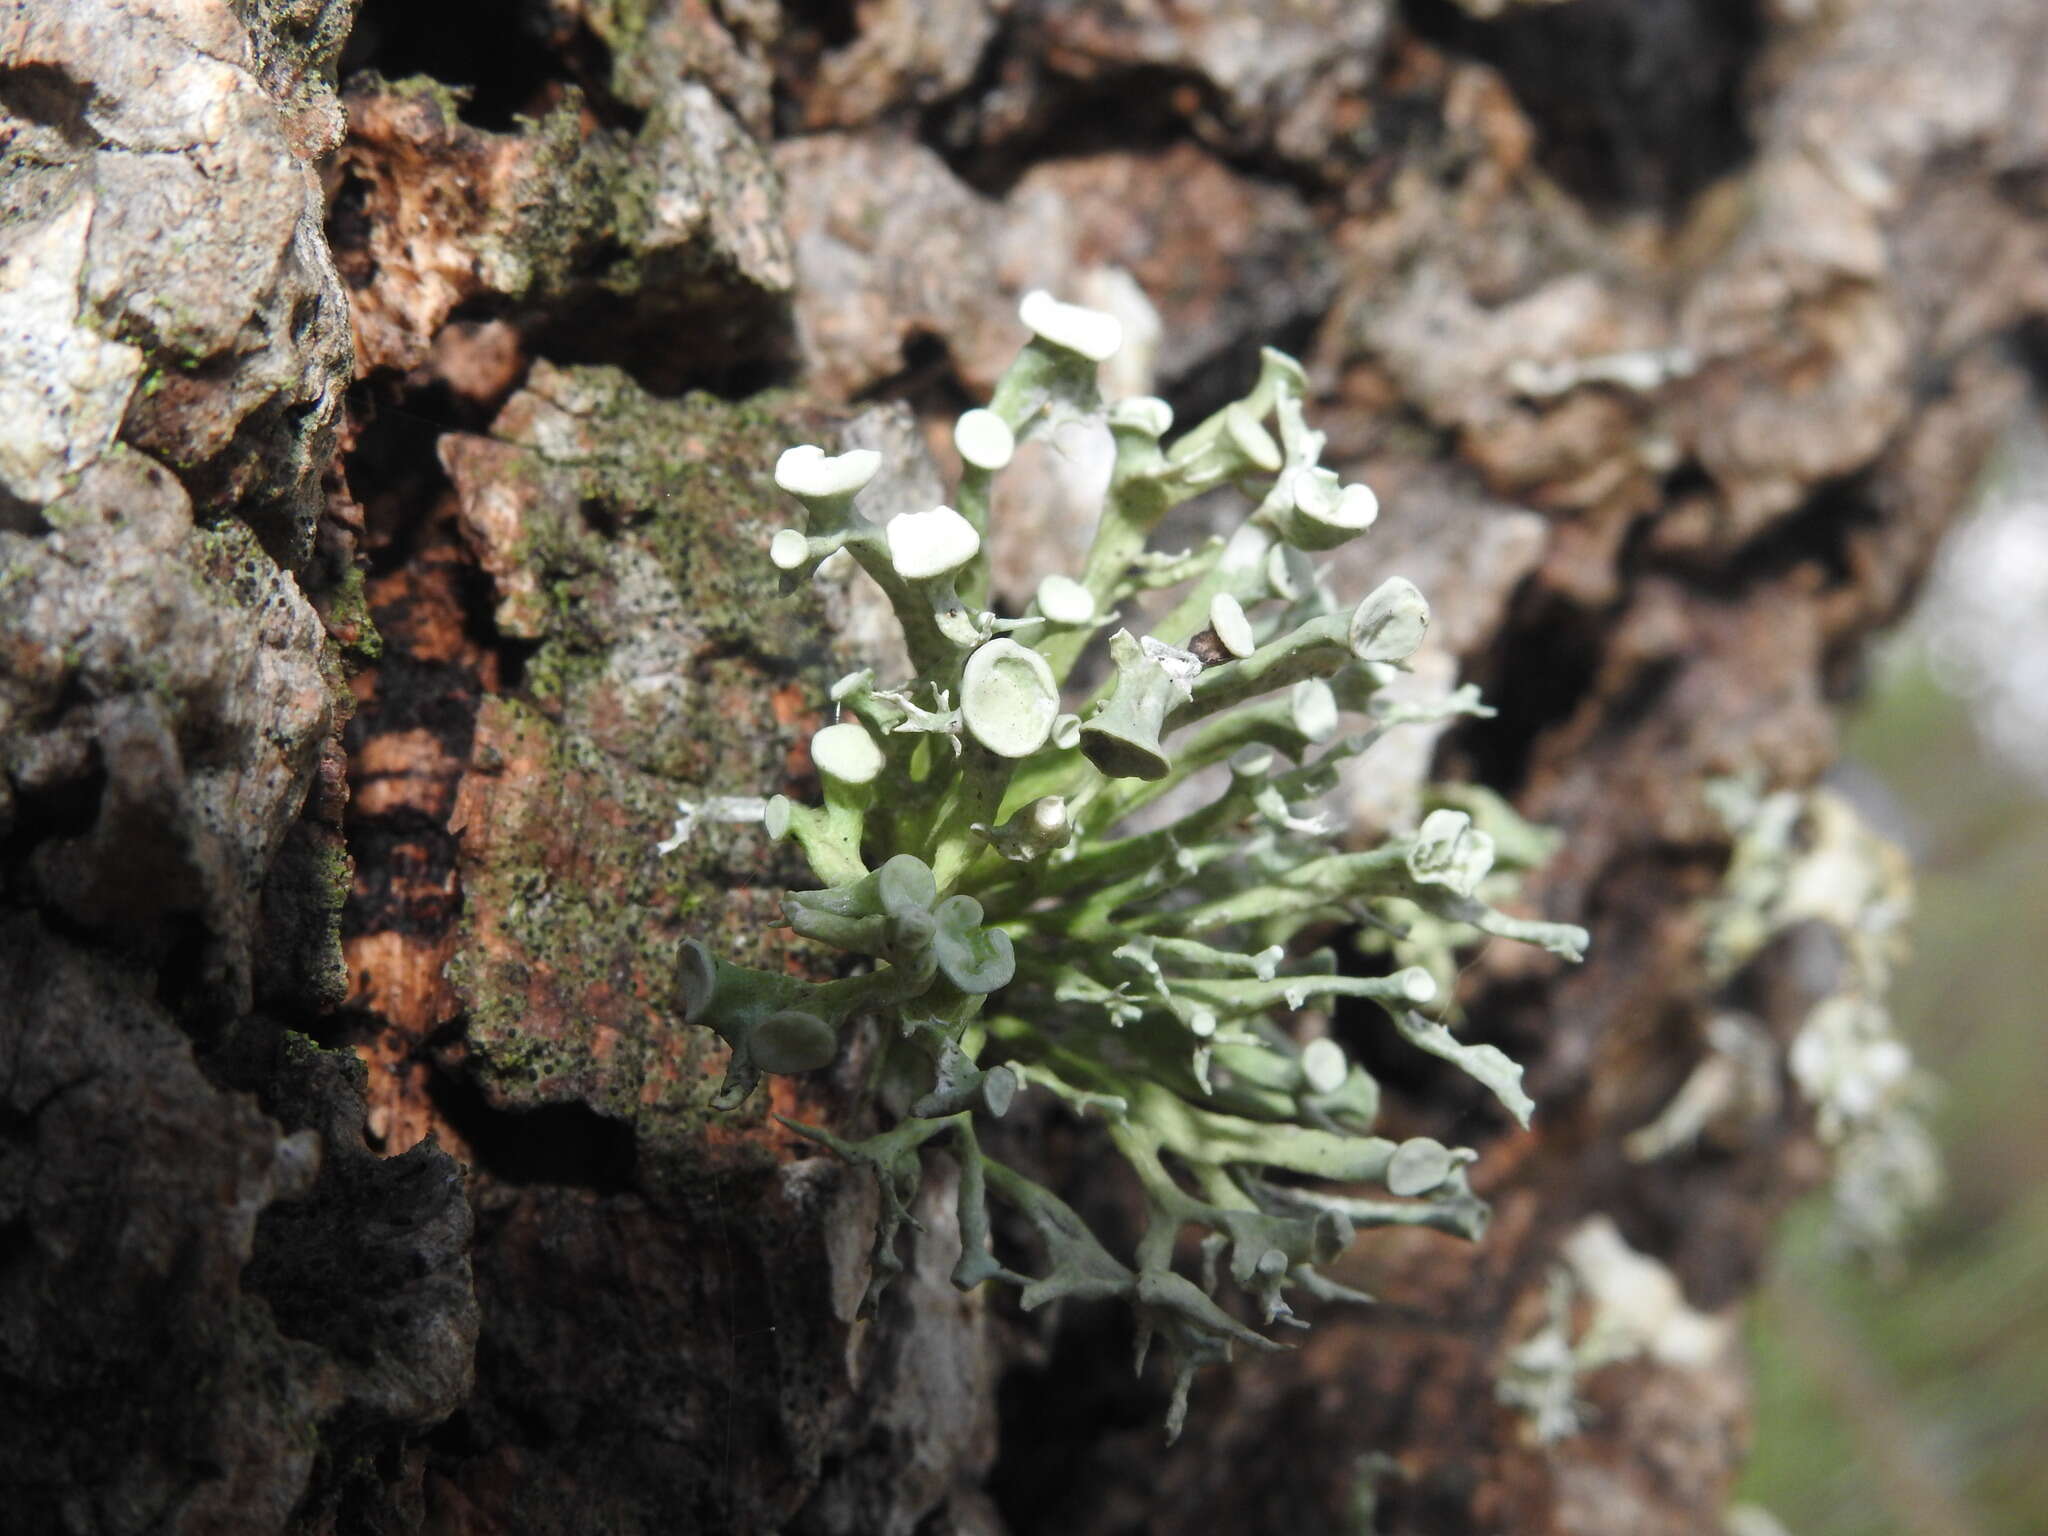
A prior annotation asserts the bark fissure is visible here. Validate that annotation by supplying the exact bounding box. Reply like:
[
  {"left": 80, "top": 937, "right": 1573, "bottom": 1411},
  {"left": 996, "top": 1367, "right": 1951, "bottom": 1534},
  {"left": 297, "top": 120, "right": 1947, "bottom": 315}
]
[{"left": 6, "top": 0, "right": 2047, "bottom": 1530}]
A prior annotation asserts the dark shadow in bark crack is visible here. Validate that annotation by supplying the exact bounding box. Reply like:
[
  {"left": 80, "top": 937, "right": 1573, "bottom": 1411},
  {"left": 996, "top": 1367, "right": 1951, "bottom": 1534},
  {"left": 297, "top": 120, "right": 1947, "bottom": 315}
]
[
  {"left": 427, "top": 1063, "right": 641, "bottom": 1194},
  {"left": 1404, "top": 0, "right": 1764, "bottom": 214},
  {"left": 340, "top": 0, "right": 635, "bottom": 132}
]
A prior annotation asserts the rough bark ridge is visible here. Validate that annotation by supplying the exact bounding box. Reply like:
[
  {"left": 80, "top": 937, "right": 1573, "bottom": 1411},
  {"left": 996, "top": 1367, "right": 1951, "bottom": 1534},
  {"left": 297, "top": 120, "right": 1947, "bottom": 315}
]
[{"left": 2, "top": 0, "right": 2045, "bottom": 1532}]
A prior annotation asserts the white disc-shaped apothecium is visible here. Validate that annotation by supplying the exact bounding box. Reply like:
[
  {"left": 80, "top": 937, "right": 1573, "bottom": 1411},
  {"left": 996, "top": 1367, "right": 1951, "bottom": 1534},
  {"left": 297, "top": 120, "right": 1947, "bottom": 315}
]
[
  {"left": 983, "top": 1064, "right": 1019, "bottom": 1117},
  {"left": 775, "top": 444, "right": 881, "bottom": 501},
  {"left": 1386, "top": 1137, "right": 1458, "bottom": 1198},
  {"left": 1036, "top": 573, "right": 1095, "bottom": 626},
  {"left": 1408, "top": 809, "right": 1494, "bottom": 899},
  {"left": 1109, "top": 395, "right": 1174, "bottom": 439},
  {"left": 1348, "top": 576, "right": 1428, "bottom": 664},
  {"left": 1229, "top": 744, "right": 1275, "bottom": 780},
  {"left": 1290, "top": 678, "right": 1339, "bottom": 742},
  {"left": 1300, "top": 1037, "right": 1348, "bottom": 1096},
  {"left": 1293, "top": 468, "right": 1339, "bottom": 513},
  {"left": 1264, "top": 541, "right": 1310, "bottom": 603},
  {"left": 1019, "top": 290, "right": 1123, "bottom": 362},
  {"left": 1209, "top": 592, "right": 1256, "bottom": 658},
  {"left": 960, "top": 638, "right": 1061, "bottom": 758},
  {"left": 1332, "top": 483, "right": 1379, "bottom": 531},
  {"left": 953, "top": 408, "right": 1016, "bottom": 471},
  {"left": 1024, "top": 795, "right": 1069, "bottom": 842},
  {"left": 769, "top": 528, "right": 810, "bottom": 570},
  {"left": 811, "top": 720, "right": 885, "bottom": 784},
  {"left": 884, "top": 505, "right": 981, "bottom": 581},
  {"left": 1287, "top": 474, "right": 1379, "bottom": 550},
  {"left": 1394, "top": 965, "right": 1438, "bottom": 1004},
  {"left": 1224, "top": 403, "right": 1282, "bottom": 472}
]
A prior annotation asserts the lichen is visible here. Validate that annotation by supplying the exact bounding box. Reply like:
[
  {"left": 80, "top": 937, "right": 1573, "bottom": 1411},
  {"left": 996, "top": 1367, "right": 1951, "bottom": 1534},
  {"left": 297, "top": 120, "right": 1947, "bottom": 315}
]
[
  {"left": 1631, "top": 776, "right": 1940, "bottom": 1261},
  {"left": 671, "top": 292, "right": 1590, "bottom": 1437}
]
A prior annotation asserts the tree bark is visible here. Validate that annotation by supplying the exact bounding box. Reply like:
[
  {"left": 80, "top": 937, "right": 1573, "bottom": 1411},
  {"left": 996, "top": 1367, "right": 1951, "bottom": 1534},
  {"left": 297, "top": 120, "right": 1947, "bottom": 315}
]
[{"left": 3, "top": 0, "right": 2045, "bottom": 1532}]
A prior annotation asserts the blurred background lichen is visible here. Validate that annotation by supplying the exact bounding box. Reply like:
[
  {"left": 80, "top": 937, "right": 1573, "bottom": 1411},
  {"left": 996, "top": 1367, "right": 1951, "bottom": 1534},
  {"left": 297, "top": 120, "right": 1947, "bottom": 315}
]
[{"left": 1741, "top": 415, "right": 2048, "bottom": 1536}]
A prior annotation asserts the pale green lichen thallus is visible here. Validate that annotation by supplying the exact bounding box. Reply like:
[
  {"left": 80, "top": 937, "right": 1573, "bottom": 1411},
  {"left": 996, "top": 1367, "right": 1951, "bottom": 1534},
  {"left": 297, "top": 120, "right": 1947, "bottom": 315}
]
[{"left": 664, "top": 289, "right": 1590, "bottom": 1439}]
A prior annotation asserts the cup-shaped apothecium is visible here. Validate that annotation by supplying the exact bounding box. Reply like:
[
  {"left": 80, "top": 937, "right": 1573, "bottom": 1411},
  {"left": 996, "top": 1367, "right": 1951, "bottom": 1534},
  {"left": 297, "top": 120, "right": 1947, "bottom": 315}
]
[{"left": 960, "top": 638, "right": 1060, "bottom": 760}]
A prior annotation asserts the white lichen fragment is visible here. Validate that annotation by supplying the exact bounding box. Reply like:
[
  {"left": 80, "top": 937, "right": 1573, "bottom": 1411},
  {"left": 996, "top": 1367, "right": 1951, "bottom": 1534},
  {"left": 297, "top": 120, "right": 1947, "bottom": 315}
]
[
  {"left": 1563, "top": 1216, "right": 1733, "bottom": 1370},
  {"left": 656, "top": 795, "right": 770, "bottom": 855},
  {"left": 1506, "top": 346, "right": 1697, "bottom": 400},
  {"left": 1690, "top": 778, "right": 1937, "bottom": 1257},
  {"left": 1496, "top": 1268, "right": 1590, "bottom": 1443}
]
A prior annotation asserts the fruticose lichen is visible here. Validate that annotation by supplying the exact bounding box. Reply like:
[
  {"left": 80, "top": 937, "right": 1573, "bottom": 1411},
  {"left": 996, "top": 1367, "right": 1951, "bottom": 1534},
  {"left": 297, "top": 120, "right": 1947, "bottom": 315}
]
[
  {"left": 1675, "top": 778, "right": 1938, "bottom": 1261},
  {"left": 669, "top": 290, "right": 1590, "bottom": 1437}
]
